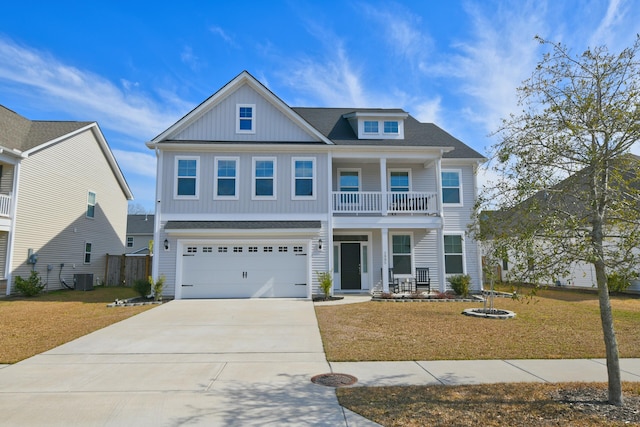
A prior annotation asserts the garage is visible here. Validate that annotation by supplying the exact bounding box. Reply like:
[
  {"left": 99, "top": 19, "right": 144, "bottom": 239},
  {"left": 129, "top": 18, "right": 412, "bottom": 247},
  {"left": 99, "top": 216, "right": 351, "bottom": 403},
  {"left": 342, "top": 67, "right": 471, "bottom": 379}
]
[{"left": 180, "top": 242, "right": 309, "bottom": 298}]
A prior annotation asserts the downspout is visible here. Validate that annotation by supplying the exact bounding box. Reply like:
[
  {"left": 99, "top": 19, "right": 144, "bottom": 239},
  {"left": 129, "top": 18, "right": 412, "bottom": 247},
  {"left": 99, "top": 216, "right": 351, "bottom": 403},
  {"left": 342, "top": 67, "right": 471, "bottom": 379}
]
[
  {"left": 435, "top": 155, "right": 446, "bottom": 292},
  {"left": 327, "top": 151, "right": 334, "bottom": 296},
  {"left": 473, "top": 161, "right": 483, "bottom": 292},
  {"left": 151, "top": 147, "right": 162, "bottom": 283},
  {"left": 5, "top": 161, "right": 21, "bottom": 295}
]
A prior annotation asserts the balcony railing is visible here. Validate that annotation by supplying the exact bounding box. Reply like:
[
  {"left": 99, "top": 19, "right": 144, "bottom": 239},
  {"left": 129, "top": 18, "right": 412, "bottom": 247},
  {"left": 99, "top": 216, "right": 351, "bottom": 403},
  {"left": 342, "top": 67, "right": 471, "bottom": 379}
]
[
  {"left": 332, "top": 191, "right": 438, "bottom": 215},
  {"left": 0, "top": 194, "right": 11, "bottom": 217}
]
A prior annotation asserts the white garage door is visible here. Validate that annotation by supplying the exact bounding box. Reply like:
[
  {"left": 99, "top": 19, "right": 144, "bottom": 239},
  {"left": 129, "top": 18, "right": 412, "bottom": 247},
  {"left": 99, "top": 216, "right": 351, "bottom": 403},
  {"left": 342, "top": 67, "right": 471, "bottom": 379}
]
[{"left": 180, "top": 243, "right": 308, "bottom": 298}]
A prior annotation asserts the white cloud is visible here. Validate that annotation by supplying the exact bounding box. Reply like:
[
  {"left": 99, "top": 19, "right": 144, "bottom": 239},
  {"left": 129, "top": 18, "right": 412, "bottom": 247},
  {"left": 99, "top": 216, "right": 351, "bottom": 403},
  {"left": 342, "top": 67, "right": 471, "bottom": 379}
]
[
  {"left": 413, "top": 97, "right": 442, "bottom": 124},
  {"left": 112, "top": 149, "right": 156, "bottom": 178},
  {"left": 180, "top": 46, "right": 202, "bottom": 71},
  {"left": 0, "top": 37, "right": 184, "bottom": 140},
  {"left": 209, "top": 25, "right": 237, "bottom": 47}
]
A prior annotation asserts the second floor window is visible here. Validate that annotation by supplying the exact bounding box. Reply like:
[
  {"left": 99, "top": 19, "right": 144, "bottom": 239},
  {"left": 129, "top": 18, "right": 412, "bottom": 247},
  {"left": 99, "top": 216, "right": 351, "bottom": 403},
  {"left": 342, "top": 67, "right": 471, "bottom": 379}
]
[
  {"left": 126, "top": 237, "right": 134, "bottom": 248},
  {"left": 215, "top": 157, "right": 239, "bottom": 199},
  {"left": 176, "top": 157, "right": 199, "bottom": 198},
  {"left": 86, "top": 191, "right": 96, "bottom": 218},
  {"left": 253, "top": 157, "right": 276, "bottom": 199},
  {"left": 389, "top": 171, "right": 409, "bottom": 192},
  {"left": 442, "top": 170, "right": 462, "bottom": 204},
  {"left": 292, "top": 158, "right": 315, "bottom": 199}
]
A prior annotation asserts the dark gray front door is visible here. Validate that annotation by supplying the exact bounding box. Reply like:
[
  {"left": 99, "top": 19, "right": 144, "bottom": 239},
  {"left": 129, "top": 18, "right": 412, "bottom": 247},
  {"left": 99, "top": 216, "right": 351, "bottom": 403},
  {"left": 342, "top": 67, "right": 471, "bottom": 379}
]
[{"left": 340, "top": 243, "right": 361, "bottom": 290}]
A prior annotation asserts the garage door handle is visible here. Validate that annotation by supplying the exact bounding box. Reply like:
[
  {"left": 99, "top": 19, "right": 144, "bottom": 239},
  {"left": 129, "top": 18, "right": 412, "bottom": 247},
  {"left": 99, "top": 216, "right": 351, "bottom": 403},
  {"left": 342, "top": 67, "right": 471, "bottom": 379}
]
[{"left": 182, "top": 284, "right": 194, "bottom": 287}]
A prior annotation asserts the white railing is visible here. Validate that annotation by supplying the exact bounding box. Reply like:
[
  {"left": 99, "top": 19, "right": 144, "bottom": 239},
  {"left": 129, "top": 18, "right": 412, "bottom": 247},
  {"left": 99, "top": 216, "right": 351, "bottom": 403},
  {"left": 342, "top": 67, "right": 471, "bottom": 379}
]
[
  {"left": 332, "top": 191, "right": 438, "bottom": 215},
  {"left": 0, "top": 194, "right": 11, "bottom": 217}
]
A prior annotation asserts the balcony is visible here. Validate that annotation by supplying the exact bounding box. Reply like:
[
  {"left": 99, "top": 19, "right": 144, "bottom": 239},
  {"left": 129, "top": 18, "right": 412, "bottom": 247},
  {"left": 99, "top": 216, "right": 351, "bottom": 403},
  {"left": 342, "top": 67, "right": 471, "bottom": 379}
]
[
  {"left": 0, "top": 194, "right": 11, "bottom": 217},
  {"left": 332, "top": 191, "right": 439, "bottom": 215}
]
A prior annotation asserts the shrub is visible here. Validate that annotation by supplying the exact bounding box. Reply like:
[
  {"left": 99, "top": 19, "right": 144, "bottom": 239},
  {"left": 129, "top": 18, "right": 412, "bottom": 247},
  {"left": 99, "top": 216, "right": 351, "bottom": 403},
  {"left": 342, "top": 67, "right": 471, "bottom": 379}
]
[
  {"left": 132, "top": 278, "right": 151, "bottom": 298},
  {"left": 15, "top": 270, "right": 45, "bottom": 297},
  {"left": 316, "top": 271, "right": 333, "bottom": 299},
  {"left": 150, "top": 275, "right": 165, "bottom": 301},
  {"left": 607, "top": 271, "right": 636, "bottom": 293},
  {"left": 447, "top": 274, "right": 471, "bottom": 297}
]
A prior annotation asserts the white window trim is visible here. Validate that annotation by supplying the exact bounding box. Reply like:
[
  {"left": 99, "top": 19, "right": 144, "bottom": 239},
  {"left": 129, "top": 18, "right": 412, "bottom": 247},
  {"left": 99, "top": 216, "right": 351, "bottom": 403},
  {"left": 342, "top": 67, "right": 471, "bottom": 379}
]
[
  {"left": 252, "top": 156, "right": 277, "bottom": 200},
  {"left": 442, "top": 168, "right": 463, "bottom": 207},
  {"left": 291, "top": 157, "right": 317, "bottom": 200},
  {"left": 236, "top": 103, "right": 256, "bottom": 134},
  {"left": 86, "top": 190, "right": 96, "bottom": 219},
  {"left": 444, "top": 232, "right": 466, "bottom": 276},
  {"left": 337, "top": 168, "right": 361, "bottom": 192},
  {"left": 174, "top": 156, "right": 200, "bottom": 200},
  {"left": 84, "top": 241, "right": 92, "bottom": 264},
  {"left": 214, "top": 156, "right": 240, "bottom": 200},
  {"left": 387, "top": 168, "right": 412, "bottom": 192},
  {"left": 389, "top": 232, "right": 414, "bottom": 277}
]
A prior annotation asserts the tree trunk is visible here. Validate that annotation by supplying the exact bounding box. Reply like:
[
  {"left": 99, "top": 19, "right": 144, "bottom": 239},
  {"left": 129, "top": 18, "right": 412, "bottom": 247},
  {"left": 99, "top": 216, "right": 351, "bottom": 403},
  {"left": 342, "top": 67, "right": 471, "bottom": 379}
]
[{"left": 592, "top": 210, "right": 623, "bottom": 405}]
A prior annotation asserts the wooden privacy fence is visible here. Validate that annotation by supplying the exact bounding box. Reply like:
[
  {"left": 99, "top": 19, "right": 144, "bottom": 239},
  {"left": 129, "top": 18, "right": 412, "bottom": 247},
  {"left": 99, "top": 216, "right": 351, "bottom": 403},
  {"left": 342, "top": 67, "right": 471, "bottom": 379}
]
[{"left": 105, "top": 254, "right": 152, "bottom": 286}]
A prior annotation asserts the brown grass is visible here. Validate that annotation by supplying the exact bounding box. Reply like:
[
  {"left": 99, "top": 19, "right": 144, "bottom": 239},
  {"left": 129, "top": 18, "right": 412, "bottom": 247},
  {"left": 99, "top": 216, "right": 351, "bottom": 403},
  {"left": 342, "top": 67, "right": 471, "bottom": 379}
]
[
  {"left": 315, "top": 287, "right": 640, "bottom": 361},
  {"left": 0, "top": 287, "right": 155, "bottom": 363},
  {"left": 337, "top": 382, "right": 640, "bottom": 427}
]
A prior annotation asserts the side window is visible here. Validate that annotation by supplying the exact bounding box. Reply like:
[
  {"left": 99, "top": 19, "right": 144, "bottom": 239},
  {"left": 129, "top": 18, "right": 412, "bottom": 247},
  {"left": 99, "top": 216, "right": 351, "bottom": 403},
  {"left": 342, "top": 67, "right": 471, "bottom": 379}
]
[
  {"left": 292, "top": 158, "right": 316, "bottom": 199},
  {"left": 86, "top": 191, "right": 96, "bottom": 218},
  {"left": 252, "top": 157, "right": 276, "bottom": 199},
  {"left": 236, "top": 104, "right": 255, "bottom": 134},
  {"left": 442, "top": 170, "right": 462, "bottom": 205},
  {"left": 391, "top": 234, "right": 412, "bottom": 274},
  {"left": 214, "top": 157, "right": 239, "bottom": 199},
  {"left": 175, "top": 157, "right": 199, "bottom": 198},
  {"left": 84, "top": 242, "right": 92, "bottom": 264},
  {"left": 126, "top": 237, "right": 134, "bottom": 248},
  {"left": 444, "top": 235, "right": 464, "bottom": 274}
]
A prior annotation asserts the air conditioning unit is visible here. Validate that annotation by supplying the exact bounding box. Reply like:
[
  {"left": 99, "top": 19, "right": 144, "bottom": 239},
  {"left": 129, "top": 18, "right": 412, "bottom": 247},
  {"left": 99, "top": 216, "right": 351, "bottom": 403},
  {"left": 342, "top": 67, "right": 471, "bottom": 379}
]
[{"left": 74, "top": 274, "right": 94, "bottom": 291}]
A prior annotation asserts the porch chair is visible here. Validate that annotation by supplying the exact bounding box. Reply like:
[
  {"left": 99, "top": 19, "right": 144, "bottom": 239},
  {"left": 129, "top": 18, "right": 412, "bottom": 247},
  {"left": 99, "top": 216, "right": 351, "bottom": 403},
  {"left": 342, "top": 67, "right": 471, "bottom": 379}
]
[
  {"left": 381, "top": 267, "right": 399, "bottom": 293},
  {"left": 415, "top": 267, "right": 431, "bottom": 293}
]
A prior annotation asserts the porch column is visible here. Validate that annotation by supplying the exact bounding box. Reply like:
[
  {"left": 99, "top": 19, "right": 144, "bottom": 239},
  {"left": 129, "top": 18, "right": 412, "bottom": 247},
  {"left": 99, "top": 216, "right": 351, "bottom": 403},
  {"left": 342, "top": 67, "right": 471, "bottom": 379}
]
[
  {"left": 437, "top": 226, "right": 446, "bottom": 293},
  {"left": 381, "top": 227, "right": 389, "bottom": 292},
  {"left": 380, "top": 158, "right": 387, "bottom": 215}
]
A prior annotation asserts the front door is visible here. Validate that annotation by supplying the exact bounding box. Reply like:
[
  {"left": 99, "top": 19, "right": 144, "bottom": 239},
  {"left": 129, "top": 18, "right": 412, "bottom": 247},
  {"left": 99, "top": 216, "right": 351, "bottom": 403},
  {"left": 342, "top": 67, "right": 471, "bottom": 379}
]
[{"left": 340, "top": 242, "right": 361, "bottom": 289}]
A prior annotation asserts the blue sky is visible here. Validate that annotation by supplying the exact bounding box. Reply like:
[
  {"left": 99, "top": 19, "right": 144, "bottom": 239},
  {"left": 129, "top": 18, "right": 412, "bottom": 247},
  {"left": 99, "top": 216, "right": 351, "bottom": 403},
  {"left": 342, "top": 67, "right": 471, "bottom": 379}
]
[{"left": 1, "top": 1, "right": 638, "bottom": 211}]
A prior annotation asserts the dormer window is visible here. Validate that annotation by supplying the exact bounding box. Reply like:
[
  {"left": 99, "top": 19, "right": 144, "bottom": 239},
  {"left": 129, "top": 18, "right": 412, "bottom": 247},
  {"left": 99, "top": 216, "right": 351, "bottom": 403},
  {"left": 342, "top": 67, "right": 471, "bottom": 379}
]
[
  {"left": 364, "top": 121, "right": 379, "bottom": 133},
  {"left": 384, "top": 121, "right": 399, "bottom": 134},
  {"left": 236, "top": 104, "right": 255, "bottom": 133}
]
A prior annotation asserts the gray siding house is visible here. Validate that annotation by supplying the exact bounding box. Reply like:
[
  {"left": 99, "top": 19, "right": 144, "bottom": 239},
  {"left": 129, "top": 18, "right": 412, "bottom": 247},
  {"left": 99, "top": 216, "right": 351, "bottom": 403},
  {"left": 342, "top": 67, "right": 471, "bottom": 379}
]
[
  {"left": 0, "top": 105, "right": 133, "bottom": 294},
  {"left": 147, "top": 71, "right": 485, "bottom": 299},
  {"left": 126, "top": 214, "right": 154, "bottom": 254}
]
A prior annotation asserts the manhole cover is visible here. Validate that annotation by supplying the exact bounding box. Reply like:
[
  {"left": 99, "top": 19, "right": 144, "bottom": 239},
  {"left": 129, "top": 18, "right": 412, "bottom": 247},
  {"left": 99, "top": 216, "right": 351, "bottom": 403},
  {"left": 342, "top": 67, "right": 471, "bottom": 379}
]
[{"left": 311, "top": 373, "right": 358, "bottom": 387}]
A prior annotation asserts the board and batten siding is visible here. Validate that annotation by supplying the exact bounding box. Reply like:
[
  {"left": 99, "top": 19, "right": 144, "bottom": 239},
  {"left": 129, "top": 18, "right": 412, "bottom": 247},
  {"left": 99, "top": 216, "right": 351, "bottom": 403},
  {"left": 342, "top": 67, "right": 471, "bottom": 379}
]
[
  {"left": 161, "top": 151, "right": 328, "bottom": 215},
  {"left": 11, "top": 129, "right": 128, "bottom": 290},
  {"left": 173, "top": 85, "right": 318, "bottom": 143}
]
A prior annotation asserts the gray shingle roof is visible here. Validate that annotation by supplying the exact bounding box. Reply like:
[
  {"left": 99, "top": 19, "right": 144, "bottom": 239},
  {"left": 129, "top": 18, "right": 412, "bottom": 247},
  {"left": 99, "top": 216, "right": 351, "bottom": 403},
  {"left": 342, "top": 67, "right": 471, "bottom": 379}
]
[
  {"left": 165, "top": 220, "right": 321, "bottom": 230},
  {"left": 127, "top": 214, "right": 155, "bottom": 234},
  {"left": 0, "top": 105, "right": 92, "bottom": 152},
  {"left": 292, "top": 107, "right": 484, "bottom": 159}
]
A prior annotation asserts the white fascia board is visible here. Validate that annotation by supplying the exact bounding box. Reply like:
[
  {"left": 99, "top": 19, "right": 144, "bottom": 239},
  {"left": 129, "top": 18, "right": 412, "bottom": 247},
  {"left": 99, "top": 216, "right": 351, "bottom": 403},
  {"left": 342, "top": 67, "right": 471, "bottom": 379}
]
[
  {"left": 149, "top": 142, "right": 332, "bottom": 154},
  {"left": 342, "top": 111, "right": 409, "bottom": 119},
  {"left": 330, "top": 146, "right": 453, "bottom": 159},
  {"left": 165, "top": 228, "right": 320, "bottom": 238},
  {"left": 23, "top": 123, "right": 134, "bottom": 200},
  {"left": 147, "top": 71, "right": 333, "bottom": 147},
  {"left": 160, "top": 213, "right": 327, "bottom": 222},
  {"left": 332, "top": 215, "right": 442, "bottom": 229}
]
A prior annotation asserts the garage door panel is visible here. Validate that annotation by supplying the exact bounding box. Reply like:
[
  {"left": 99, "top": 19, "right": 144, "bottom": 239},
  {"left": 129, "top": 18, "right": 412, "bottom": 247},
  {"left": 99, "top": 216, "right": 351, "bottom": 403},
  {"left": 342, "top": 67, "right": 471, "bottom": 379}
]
[{"left": 180, "top": 244, "right": 308, "bottom": 298}]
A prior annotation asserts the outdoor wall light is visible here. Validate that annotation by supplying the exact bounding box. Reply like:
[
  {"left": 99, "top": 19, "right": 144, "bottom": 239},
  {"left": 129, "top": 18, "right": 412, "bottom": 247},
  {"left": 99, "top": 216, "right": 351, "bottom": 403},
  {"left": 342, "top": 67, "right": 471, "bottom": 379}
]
[
  {"left": 318, "top": 239, "right": 323, "bottom": 250},
  {"left": 164, "top": 239, "right": 169, "bottom": 251}
]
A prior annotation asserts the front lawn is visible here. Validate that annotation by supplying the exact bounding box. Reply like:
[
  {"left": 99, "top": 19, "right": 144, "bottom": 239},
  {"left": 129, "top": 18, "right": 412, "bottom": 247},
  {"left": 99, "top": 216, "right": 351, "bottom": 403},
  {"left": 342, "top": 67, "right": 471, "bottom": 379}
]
[
  {"left": 315, "top": 287, "right": 640, "bottom": 361},
  {"left": 0, "top": 286, "right": 155, "bottom": 364}
]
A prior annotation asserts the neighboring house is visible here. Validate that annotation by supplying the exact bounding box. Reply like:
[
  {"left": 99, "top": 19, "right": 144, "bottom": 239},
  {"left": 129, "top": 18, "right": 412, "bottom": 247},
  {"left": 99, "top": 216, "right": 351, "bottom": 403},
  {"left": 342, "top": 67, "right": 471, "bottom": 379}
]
[
  {"left": 0, "top": 105, "right": 133, "bottom": 294},
  {"left": 482, "top": 154, "right": 640, "bottom": 291},
  {"left": 126, "top": 214, "right": 155, "bottom": 254},
  {"left": 146, "top": 71, "right": 485, "bottom": 299}
]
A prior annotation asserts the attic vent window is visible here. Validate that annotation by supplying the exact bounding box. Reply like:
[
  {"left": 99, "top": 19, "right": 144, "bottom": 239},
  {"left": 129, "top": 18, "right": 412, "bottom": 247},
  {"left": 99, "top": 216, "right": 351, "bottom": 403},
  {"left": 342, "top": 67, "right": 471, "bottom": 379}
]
[{"left": 237, "top": 104, "right": 255, "bottom": 134}]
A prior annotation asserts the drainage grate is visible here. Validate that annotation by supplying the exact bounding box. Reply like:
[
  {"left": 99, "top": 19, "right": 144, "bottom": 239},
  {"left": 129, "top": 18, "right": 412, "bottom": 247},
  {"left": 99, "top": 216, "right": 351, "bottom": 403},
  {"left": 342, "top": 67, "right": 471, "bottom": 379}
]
[{"left": 311, "top": 373, "right": 358, "bottom": 387}]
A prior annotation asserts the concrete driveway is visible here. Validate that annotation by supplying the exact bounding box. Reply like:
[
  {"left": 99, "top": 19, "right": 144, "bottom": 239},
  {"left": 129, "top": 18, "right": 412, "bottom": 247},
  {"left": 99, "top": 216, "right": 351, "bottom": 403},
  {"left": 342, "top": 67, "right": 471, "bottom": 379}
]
[{"left": 0, "top": 300, "right": 371, "bottom": 426}]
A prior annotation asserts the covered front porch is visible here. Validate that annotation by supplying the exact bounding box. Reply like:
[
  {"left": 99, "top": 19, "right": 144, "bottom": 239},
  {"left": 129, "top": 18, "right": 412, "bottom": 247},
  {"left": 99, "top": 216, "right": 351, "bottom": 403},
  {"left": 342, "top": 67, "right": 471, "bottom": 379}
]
[{"left": 329, "top": 217, "right": 447, "bottom": 295}]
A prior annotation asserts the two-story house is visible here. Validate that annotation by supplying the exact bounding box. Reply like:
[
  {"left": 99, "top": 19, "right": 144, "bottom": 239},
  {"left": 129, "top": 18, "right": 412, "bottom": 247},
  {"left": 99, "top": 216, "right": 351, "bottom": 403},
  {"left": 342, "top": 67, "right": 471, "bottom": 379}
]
[
  {"left": 0, "top": 105, "right": 133, "bottom": 294},
  {"left": 147, "top": 71, "right": 485, "bottom": 299},
  {"left": 126, "top": 214, "right": 154, "bottom": 254}
]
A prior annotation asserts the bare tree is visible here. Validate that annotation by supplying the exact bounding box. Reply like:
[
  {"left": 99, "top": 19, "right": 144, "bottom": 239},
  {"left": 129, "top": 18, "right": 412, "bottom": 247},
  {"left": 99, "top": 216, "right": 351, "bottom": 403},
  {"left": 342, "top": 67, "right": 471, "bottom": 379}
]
[{"left": 476, "top": 35, "right": 640, "bottom": 405}]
